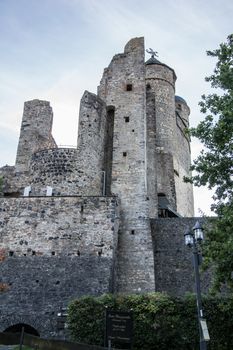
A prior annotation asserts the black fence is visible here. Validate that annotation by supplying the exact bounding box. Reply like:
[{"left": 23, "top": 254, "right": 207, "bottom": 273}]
[{"left": 0, "top": 331, "right": 117, "bottom": 350}]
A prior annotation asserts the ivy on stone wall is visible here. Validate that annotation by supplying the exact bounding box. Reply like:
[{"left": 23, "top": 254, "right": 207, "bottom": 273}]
[{"left": 68, "top": 293, "right": 233, "bottom": 350}]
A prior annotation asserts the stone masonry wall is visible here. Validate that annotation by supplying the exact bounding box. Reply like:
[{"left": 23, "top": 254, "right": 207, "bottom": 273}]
[
  {"left": 151, "top": 217, "right": 212, "bottom": 296},
  {"left": 174, "top": 99, "right": 194, "bottom": 216},
  {"left": 29, "top": 148, "right": 93, "bottom": 196},
  {"left": 77, "top": 91, "right": 107, "bottom": 196},
  {"left": 0, "top": 196, "right": 119, "bottom": 257},
  {"left": 0, "top": 256, "right": 114, "bottom": 338},
  {"left": 0, "top": 196, "right": 119, "bottom": 337},
  {"left": 98, "top": 37, "right": 155, "bottom": 293}
]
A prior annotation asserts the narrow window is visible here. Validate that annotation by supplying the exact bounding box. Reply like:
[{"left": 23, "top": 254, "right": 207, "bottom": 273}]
[
  {"left": 9, "top": 251, "right": 14, "bottom": 257},
  {"left": 126, "top": 84, "right": 132, "bottom": 91},
  {"left": 131, "top": 230, "right": 135, "bottom": 235},
  {"left": 124, "top": 116, "right": 130, "bottom": 123},
  {"left": 51, "top": 251, "right": 55, "bottom": 256},
  {"left": 123, "top": 152, "right": 127, "bottom": 157}
]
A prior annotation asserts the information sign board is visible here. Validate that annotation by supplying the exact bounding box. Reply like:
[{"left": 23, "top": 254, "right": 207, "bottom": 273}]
[{"left": 106, "top": 310, "right": 133, "bottom": 344}]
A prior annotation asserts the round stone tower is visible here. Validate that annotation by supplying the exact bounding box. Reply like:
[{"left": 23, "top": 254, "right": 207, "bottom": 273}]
[{"left": 145, "top": 54, "right": 194, "bottom": 217}]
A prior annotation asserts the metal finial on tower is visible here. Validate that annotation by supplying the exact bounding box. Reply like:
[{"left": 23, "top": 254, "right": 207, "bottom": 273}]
[{"left": 146, "top": 48, "right": 158, "bottom": 58}]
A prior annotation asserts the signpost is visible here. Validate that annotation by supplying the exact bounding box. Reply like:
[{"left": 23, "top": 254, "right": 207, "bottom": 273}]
[
  {"left": 200, "top": 319, "right": 210, "bottom": 342},
  {"left": 105, "top": 310, "right": 133, "bottom": 349}
]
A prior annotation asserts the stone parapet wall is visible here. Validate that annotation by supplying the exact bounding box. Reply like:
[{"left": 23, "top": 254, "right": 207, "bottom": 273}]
[{"left": 30, "top": 148, "right": 84, "bottom": 196}]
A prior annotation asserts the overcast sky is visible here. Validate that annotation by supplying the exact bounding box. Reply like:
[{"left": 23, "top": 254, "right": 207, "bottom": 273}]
[{"left": 0, "top": 0, "right": 232, "bottom": 215}]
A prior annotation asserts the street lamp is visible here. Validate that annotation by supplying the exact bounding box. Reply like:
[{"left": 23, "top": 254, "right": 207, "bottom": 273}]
[{"left": 184, "top": 221, "right": 209, "bottom": 350}]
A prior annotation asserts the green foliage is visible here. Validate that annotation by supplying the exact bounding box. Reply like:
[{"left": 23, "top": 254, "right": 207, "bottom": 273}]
[
  {"left": 186, "top": 34, "right": 233, "bottom": 206},
  {"left": 67, "top": 293, "right": 233, "bottom": 350},
  {"left": 184, "top": 34, "right": 233, "bottom": 292},
  {"left": 202, "top": 202, "right": 233, "bottom": 292}
]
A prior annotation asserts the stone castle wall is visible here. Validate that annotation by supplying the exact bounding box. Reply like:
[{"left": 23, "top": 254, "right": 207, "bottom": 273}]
[
  {"left": 151, "top": 217, "right": 211, "bottom": 296},
  {"left": 0, "top": 196, "right": 119, "bottom": 337},
  {"left": 0, "top": 256, "right": 114, "bottom": 338},
  {"left": 0, "top": 196, "right": 119, "bottom": 257}
]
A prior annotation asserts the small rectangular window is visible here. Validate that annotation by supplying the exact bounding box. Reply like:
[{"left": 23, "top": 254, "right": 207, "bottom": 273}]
[
  {"left": 124, "top": 116, "right": 129, "bottom": 122},
  {"left": 126, "top": 84, "right": 132, "bottom": 91},
  {"left": 123, "top": 152, "right": 127, "bottom": 157}
]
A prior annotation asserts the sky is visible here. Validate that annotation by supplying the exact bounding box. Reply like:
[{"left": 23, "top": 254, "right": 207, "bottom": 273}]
[{"left": 0, "top": 0, "right": 232, "bottom": 215}]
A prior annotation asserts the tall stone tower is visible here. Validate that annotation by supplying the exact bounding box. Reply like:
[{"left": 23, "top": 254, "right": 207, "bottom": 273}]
[
  {"left": 97, "top": 37, "right": 155, "bottom": 292},
  {"left": 85, "top": 37, "right": 193, "bottom": 292}
]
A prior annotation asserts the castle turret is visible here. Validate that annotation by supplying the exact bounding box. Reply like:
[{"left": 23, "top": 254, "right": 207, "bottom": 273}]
[
  {"left": 145, "top": 54, "right": 194, "bottom": 217},
  {"left": 15, "top": 100, "right": 57, "bottom": 173},
  {"left": 145, "top": 55, "right": 177, "bottom": 214}
]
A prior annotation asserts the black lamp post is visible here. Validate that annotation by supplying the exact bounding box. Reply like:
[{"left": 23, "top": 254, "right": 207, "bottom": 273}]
[{"left": 184, "top": 221, "right": 208, "bottom": 350}]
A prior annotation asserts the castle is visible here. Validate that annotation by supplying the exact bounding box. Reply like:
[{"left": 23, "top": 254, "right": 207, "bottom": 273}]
[{"left": 0, "top": 37, "right": 205, "bottom": 338}]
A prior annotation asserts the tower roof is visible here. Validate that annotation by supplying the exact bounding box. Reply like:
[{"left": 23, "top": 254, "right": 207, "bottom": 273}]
[
  {"left": 175, "top": 95, "right": 187, "bottom": 104},
  {"left": 145, "top": 56, "right": 162, "bottom": 65},
  {"left": 145, "top": 56, "right": 177, "bottom": 81}
]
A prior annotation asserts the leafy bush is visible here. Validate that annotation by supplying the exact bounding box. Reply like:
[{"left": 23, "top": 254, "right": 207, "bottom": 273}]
[{"left": 67, "top": 293, "right": 233, "bottom": 350}]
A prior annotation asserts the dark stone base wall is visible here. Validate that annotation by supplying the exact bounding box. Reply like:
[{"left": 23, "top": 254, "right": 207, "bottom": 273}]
[
  {"left": 151, "top": 217, "right": 212, "bottom": 296},
  {"left": 0, "top": 256, "right": 113, "bottom": 338}
]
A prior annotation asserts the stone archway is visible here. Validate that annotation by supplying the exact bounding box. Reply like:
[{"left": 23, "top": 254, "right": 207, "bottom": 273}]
[{"left": 4, "top": 323, "right": 40, "bottom": 337}]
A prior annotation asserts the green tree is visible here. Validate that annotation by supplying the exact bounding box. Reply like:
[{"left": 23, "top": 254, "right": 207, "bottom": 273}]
[{"left": 186, "top": 34, "right": 233, "bottom": 292}]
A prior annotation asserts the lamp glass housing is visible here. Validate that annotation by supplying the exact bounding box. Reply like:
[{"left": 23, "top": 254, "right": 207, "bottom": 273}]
[
  {"left": 193, "top": 221, "right": 204, "bottom": 242},
  {"left": 184, "top": 232, "right": 194, "bottom": 247},
  {"left": 194, "top": 228, "right": 204, "bottom": 241}
]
